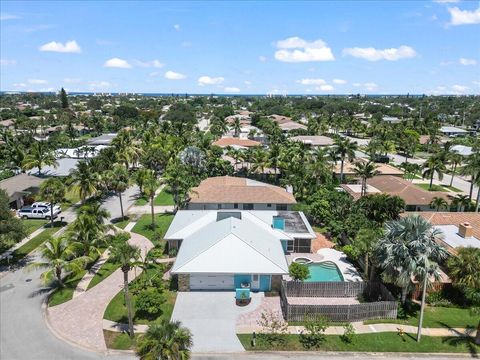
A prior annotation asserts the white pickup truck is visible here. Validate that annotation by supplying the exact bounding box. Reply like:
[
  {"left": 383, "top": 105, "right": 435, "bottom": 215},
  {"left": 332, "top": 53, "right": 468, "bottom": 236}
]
[
  {"left": 31, "top": 202, "right": 61, "bottom": 216},
  {"left": 17, "top": 207, "right": 58, "bottom": 220}
]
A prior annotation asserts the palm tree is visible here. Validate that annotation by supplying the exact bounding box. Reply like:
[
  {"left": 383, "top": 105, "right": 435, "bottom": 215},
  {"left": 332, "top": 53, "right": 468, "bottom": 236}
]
[
  {"left": 453, "top": 194, "right": 470, "bottom": 212},
  {"left": 162, "top": 160, "right": 194, "bottom": 212},
  {"left": 107, "top": 165, "right": 129, "bottom": 220},
  {"left": 353, "top": 161, "right": 379, "bottom": 196},
  {"left": 69, "top": 160, "right": 99, "bottom": 204},
  {"left": 422, "top": 155, "right": 446, "bottom": 190},
  {"left": 461, "top": 152, "right": 480, "bottom": 201},
  {"left": 143, "top": 171, "right": 159, "bottom": 229},
  {"left": 110, "top": 241, "right": 141, "bottom": 338},
  {"left": 136, "top": 320, "right": 193, "bottom": 360},
  {"left": 39, "top": 178, "right": 66, "bottom": 228},
  {"left": 28, "top": 236, "right": 89, "bottom": 287},
  {"left": 375, "top": 215, "right": 449, "bottom": 304},
  {"left": 447, "top": 248, "right": 480, "bottom": 345},
  {"left": 22, "top": 141, "right": 58, "bottom": 175},
  {"left": 448, "top": 152, "right": 463, "bottom": 187},
  {"left": 430, "top": 196, "right": 448, "bottom": 212},
  {"left": 233, "top": 117, "right": 241, "bottom": 137},
  {"left": 135, "top": 168, "right": 151, "bottom": 194},
  {"left": 333, "top": 138, "right": 357, "bottom": 183}
]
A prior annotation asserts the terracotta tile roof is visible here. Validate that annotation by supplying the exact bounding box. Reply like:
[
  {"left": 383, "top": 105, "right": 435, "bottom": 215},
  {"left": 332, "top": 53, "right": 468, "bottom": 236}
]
[
  {"left": 189, "top": 176, "right": 296, "bottom": 204},
  {"left": 342, "top": 175, "right": 450, "bottom": 205},
  {"left": 290, "top": 135, "right": 334, "bottom": 146},
  {"left": 334, "top": 160, "right": 404, "bottom": 176},
  {"left": 311, "top": 232, "right": 335, "bottom": 253},
  {"left": 412, "top": 212, "right": 480, "bottom": 240},
  {"left": 212, "top": 137, "right": 261, "bottom": 148},
  {"left": 269, "top": 114, "right": 307, "bottom": 131}
]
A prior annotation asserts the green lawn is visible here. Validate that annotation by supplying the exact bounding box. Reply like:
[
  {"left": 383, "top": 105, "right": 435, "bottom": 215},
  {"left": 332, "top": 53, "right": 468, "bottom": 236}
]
[
  {"left": 104, "top": 264, "right": 176, "bottom": 325},
  {"left": 237, "top": 333, "right": 479, "bottom": 353},
  {"left": 112, "top": 217, "right": 130, "bottom": 229},
  {"left": 103, "top": 330, "right": 139, "bottom": 350},
  {"left": 416, "top": 183, "right": 447, "bottom": 192},
  {"left": 0, "top": 225, "right": 62, "bottom": 267},
  {"left": 443, "top": 185, "right": 463, "bottom": 193},
  {"left": 87, "top": 258, "right": 120, "bottom": 290},
  {"left": 135, "top": 187, "right": 175, "bottom": 206},
  {"left": 364, "top": 306, "right": 476, "bottom": 329},
  {"left": 22, "top": 219, "right": 47, "bottom": 235},
  {"left": 131, "top": 213, "right": 173, "bottom": 244},
  {"left": 48, "top": 269, "right": 88, "bottom": 306}
]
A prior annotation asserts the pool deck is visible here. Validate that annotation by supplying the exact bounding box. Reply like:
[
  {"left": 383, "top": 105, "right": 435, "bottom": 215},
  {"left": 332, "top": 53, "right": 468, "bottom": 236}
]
[{"left": 286, "top": 250, "right": 363, "bottom": 283}]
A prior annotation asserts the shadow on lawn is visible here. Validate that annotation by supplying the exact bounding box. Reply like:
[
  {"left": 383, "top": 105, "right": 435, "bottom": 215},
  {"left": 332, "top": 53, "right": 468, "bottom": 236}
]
[{"left": 439, "top": 321, "right": 479, "bottom": 358}]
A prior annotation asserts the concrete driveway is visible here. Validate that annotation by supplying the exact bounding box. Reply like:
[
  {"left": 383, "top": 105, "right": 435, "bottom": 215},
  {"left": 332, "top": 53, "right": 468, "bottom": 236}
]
[{"left": 171, "top": 291, "right": 264, "bottom": 353}]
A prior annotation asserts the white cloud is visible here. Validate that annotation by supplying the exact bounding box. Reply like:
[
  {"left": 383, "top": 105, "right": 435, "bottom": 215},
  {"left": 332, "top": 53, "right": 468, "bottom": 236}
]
[
  {"left": 198, "top": 76, "right": 224, "bottom": 86},
  {"left": 452, "top": 84, "right": 469, "bottom": 93},
  {"left": 104, "top": 57, "right": 132, "bottom": 69},
  {"left": 149, "top": 71, "right": 161, "bottom": 77},
  {"left": 0, "top": 59, "right": 16, "bottom": 66},
  {"left": 343, "top": 45, "right": 416, "bottom": 61},
  {"left": 333, "top": 78, "right": 347, "bottom": 84},
  {"left": 164, "top": 71, "right": 186, "bottom": 80},
  {"left": 448, "top": 7, "right": 480, "bottom": 25},
  {"left": 353, "top": 82, "right": 378, "bottom": 91},
  {"left": 13, "top": 83, "right": 26, "bottom": 88},
  {"left": 174, "top": 24, "right": 180, "bottom": 31},
  {"left": 459, "top": 58, "right": 477, "bottom": 65},
  {"left": 274, "top": 36, "right": 335, "bottom": 62},
  {"left": 63, "top": 78, "right": 81, "bottom": 83},
  {"left": 39, "top": 40, "right": 81, "bottom": 53},
  {"left": 433, "top": 0, "right": 459, "bottom": 3},
  {"left": 317, "top": 84, "right": 334, "bottom": 91},
  {"left": 244, "top": 80, "right": 252, "bottom": 85},
  {"left": 473, "top": 80, "right": 480, "bottom": 86},
  {"left": 224, "top": 87, "right": 241, "bottom": 93},
  {"left": 28, "top": 79, "right": 47, "bottom": 84},
  {"left": 0, "top": 13, "right": 20, "bottom": 21},
  {"left": 259, "top": 55, "right": 267, "bottom": 62},
  {"left": 89, "top": 81, "right": 112, "bottom": 89},
  {"left": 134, "top": 59, "right": 164, "bottom": 68},
  {"left": 297, "top": 78, "right": 326, "bottom": 85}
]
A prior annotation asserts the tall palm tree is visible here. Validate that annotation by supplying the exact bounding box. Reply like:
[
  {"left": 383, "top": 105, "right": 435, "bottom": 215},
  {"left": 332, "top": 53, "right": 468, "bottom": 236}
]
[
  {"left": 461, "top": 152, "right": 480, "bottom": 201},
  {"left": 135, "top": 168, "right": 151, "bottom": 194},
  {"left": 333, "top": 138, "right": 357, "bottom": 183},
  {"left": 28, "top": 236, "right": 89, "bottom": 287},
  {"left": 422, "top": 155, "right": 446, "bottom": 190},
  {"left": 453, "top": 194, "right": 470, "bottom": 212},
  {"left": 39, "top": 178, "right": 66, "bottom": 228},
  {"left": 233, "top": 117, "right": 241, "bottom": 137},
  {"left": 448, "top": 152, "right": 463, "bottom": 187},
  {"left": 136, "top": 320, "right": 193, "bottom": 360},
  {"left": 143, "top": 171, "right": 159, "bottom": 229},
  {"left": 107, "top": 165, "right": 129, "bottom": 220},
  {"left": 375, "top": 215, "right": 449, "bottom": 304},
  {"left": 22, "top": 141, "right": 58, "bottom": 175},
  {"left": 447, "top": 248, "right": 480, "bottom": 345},
  {"left": 69, "top": 160, "right": 100, "bottom": 204},
  {"left": 430, "top": 196, "right": 448, "bottom": 212},
  {"left": 110, "top": 241, "right": 141, "bottom": 338},
  {"left": 353, "top": 160, "right": 379, "bottom": 196}
]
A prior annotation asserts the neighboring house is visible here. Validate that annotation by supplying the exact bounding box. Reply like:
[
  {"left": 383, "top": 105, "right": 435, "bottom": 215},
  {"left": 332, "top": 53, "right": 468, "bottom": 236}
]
[
  {"left": 269, "top": 114, "right": 307, "bottom": 132},
  {"left": 409, "top": 212, "right": 480, "bottom": 254},
  {"left": 451, "top": 145, "right": 473, "bottom": 157},
  {"left": 382, "top": 116, "right": 402, "bottom": 124},
  {"left": 0, "top": 173, "right": 45, "bottom": 209},
  {"left": 0, "top": 119, "right": 15, "bottom": 129},
  {"left": 166, "top": 210, "right": 316, "bottom": 291},
  {"left": 86, "top": 133, "right": 117, "bottom": 146},
  {"left": 212, "top": 137, "right": 261, "bottom": 149},
  {"left": 341, "top": 175, "right": 450, "bottom": 211},
  {"left": 440, "top": 126, "right": 468, "bottom": 137},
  {"left": 290, "top": 135, "right": 334, "bottom": 147},
  {"left": 187, "top": 176, "right": 296, "bottom": 210},
  {"left": 28, "top": 158, "right": 79, "bottom": 177},
  {"left": 333, "top": 160, "right": 404, "bottom": 178}
]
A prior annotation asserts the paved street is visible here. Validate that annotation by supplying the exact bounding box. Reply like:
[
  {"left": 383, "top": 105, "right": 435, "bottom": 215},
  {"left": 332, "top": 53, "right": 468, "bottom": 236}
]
[{"left": 192, "top": 354, "right": 473, "bottom": 360}]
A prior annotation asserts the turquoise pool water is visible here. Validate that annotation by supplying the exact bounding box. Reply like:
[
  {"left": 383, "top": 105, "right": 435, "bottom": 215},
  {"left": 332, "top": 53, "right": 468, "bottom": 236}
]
[{"left": 305, "top": 261, "right": 344, "bottom": 282}]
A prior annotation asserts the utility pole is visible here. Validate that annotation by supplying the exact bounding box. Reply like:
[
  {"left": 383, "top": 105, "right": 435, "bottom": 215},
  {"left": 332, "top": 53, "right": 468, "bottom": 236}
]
[{"left": 417, "top": 271, "right": 428, "bottom": 342}]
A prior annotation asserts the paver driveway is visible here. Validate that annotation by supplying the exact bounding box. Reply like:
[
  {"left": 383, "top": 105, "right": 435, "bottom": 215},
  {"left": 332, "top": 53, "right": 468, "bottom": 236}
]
[{"left": 171, "top": 291, "right": 264, "bottom": 353}]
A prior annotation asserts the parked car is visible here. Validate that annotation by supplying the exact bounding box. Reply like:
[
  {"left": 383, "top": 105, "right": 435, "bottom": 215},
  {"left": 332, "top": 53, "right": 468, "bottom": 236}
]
[
  {"left": 31, "top": 202, "right": 61, "bottom": 215},
  {"left": 17, "top": 207, "right": 58, "bottom": 220}
]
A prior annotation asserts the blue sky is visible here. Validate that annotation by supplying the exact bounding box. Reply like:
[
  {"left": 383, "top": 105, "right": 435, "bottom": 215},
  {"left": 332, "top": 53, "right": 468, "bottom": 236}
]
[{"left": 1, "top": 0, "right": 479, "bottom": 94}]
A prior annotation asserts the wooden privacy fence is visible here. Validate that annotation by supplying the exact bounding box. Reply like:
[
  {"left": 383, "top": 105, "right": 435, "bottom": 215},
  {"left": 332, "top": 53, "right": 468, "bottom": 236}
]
[{"left": 280, "top": 280, "right": 397, "bottom": 322}]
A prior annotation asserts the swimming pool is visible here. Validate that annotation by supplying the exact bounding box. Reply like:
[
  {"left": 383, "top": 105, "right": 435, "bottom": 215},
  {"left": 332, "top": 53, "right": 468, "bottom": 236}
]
[{"left": 305, "top": 261, "right": 344, "bottom": 282}]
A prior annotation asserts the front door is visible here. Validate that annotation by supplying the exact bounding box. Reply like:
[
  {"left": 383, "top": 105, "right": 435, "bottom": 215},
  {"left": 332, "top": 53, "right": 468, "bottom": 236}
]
[{"left": 251, "top": 274, "right": 260, "bottom": 290}]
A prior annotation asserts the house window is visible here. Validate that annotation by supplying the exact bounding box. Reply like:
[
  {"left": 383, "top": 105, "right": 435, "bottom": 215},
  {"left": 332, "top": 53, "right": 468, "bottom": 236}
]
[
  {"left": 217, "top": 204, "right": 222, "bottom": 210},
  {"left": 287, "top": 240, "right": 294, "bottom": 252},
  {"left": 243, "top": 203, "right": 254, "bottom": 210},
  {"left": 276, "top": 204, "right": 287, "bottom": 210},
  {"left": 267, "top": 203, "right": 272, "bottom": 208},
  {"left": 233, "top": 203, "right": 238, "bottom": 209}
]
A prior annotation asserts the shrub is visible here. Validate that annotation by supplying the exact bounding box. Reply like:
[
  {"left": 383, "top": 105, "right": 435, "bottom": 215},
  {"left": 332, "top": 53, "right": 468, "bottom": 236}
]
[
  {"left": 340, "top": 323, "right": 356, "bottom": 344},
  {"left": 426, "top": 291, "right": 453, "bottom": 307},
  {"left": 135, "top": 288, "right": 165, "bottom": 317},
  {"left": 257, "top": 310, "right": 288, "bottom": 346},
  {"left": 299, "top": 315, "right": 329, "bottom": 349},
  {"left": 289, "top": 262, "right": 309, "bottom": 281}
]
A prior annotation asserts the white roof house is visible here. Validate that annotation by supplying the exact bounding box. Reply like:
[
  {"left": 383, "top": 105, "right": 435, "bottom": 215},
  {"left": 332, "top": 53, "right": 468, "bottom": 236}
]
[
  {"left": 451, "top": 145, "right": 473, "bottom": 157},
  {"left": 440, "top": 126, "right": 468, "bottom": 136},
  {"left": 167, "top": 211, "right": 291, "bottom": 275}
]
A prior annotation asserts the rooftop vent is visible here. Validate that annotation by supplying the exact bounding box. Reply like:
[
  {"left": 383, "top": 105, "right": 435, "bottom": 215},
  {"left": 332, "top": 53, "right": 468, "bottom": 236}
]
[
  {"left": 217, "top": 212, "right": 242, "bottom": 222},
  {"left": 458, "top": 222, "right": 473, "bottom": 238}
]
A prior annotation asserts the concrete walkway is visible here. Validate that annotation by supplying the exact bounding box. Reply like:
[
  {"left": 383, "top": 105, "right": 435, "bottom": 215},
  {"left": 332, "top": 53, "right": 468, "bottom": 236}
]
[
  {"left": 73, "top": 248, "right": 111, "bottom": 298},
  {"left": 128, "top": 204, "right": 174, "bottom": 215},
  {"left": 46, "top": 231, "right": 154, "bottom": 352}
]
